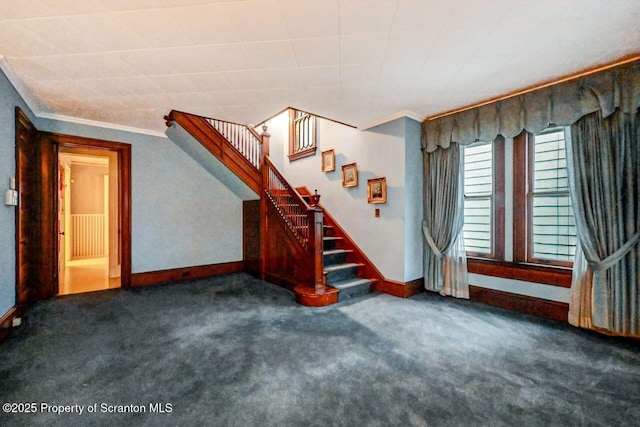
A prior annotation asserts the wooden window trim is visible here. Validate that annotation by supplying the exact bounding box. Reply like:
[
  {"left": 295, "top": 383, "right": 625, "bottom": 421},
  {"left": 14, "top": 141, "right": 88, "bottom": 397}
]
[
  {"left": 288, "top": 109, "right": 317, "bottom": 162},
  {"left": 513, "top": 131, "right": 528, "bottom": 262},
  {"left": 467, "top": 257, "right": 572, "bottom": 288},
  {"left": 493, "top": 136, "right": 505, "bottom": 260},
  {"left": 464, "top": 137, "right": 505, "bottom": 260},
  {"left": 288, "top": 147, "right": 317, "bottom": 161},
  {"left": 513, "top": 130, "right": 573, "bottom": 268},
  {"left": 468, "top": 132, "right": 571, "bottom": 288}
]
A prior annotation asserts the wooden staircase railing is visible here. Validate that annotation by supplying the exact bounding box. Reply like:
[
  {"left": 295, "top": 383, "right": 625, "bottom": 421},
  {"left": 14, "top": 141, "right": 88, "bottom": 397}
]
[
  {"left": 164, "top": 110, "right": 264, "bottom": 195},
  {"left": 264, "top": 157, "right": 311, "bottom": 247},
  {"left": 262, "top": 157, "right": 327, "bottom": 300},
  {"left": 205, "top": 117, "right": 263, "bottom": 170},
  {"left": 165, "top": 110, "right": 330, "bottom": 304}
]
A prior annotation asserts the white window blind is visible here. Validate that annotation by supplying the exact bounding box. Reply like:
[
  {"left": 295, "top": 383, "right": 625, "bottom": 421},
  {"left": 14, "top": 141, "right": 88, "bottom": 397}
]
[
  {"left": 463, "top": 143, "right": 492, "bottom": 254},
  {"left": 531, "top": 127, "right": 576, "bottom": 262}
]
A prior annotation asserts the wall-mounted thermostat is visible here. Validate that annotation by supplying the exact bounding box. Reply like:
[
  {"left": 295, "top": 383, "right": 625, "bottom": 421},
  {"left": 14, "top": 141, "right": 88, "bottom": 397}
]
[
  {"left": 5, "top": 178, "right": 17, "bottom": 206},
  {"left": 5, "top": 189, "right": 18, "bottom": 206}
]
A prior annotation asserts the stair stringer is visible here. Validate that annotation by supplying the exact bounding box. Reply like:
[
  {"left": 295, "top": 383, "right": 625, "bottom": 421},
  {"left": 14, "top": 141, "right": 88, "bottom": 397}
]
[{"left": 166, "top": 120, "right": 259, "bottom": 201}]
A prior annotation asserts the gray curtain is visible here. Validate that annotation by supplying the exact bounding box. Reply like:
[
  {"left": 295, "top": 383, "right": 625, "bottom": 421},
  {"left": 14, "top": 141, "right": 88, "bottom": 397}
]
[
  {"left": 566, "top": 109, "right": 640, "bottom": 337},
  {"left": 422, "top": 142, "right": 468, "bottom": 298}
]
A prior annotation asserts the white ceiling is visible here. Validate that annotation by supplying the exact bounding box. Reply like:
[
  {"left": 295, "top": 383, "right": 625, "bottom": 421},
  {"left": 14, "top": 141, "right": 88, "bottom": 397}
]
[{"left": 1, "top": 0, "right": 639, "bottom": 135}]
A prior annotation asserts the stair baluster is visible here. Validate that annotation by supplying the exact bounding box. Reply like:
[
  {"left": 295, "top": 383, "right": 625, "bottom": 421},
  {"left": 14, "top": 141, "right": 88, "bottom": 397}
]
[
  {"left": 205, "top": 117, "right": 263, "bottom": 170},
  {"left": 165, "top": 110, "right": 329, "bottom": 302}
]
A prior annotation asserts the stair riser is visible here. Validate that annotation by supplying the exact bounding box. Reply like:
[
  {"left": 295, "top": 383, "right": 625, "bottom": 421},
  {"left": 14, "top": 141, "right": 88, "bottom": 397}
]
[
  {"left": 324, "top": 252, "right": 348, "bottom": 266},
  {"left": 325, "top": 266, "right": 360, "bottom": 283},
  {"left": 323, "top": 239, "right": 340, "bottom": 250}
]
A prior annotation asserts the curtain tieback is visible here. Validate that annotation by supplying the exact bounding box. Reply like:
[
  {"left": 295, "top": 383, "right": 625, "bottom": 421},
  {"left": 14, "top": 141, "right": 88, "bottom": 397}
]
[
  {"left": 422, "top": 221, "right": 443, "bottom": 259},
  {"left": 590, "top": 230, "right": 640, "bottom": 272}
]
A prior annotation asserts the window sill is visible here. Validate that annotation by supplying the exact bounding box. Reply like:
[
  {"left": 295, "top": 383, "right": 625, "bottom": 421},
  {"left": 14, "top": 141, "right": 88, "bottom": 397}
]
[
  {"left": 467, "top": 257, "right": 572, "bottom": 288},
  {"left": 288, "top": 147, "right": 317, "bottom": 162}
]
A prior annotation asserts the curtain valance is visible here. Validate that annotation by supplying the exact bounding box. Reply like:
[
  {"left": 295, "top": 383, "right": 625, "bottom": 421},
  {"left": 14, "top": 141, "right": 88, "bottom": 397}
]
[{"left": 422, "top": 60, "right": 640, "bottom": 152}]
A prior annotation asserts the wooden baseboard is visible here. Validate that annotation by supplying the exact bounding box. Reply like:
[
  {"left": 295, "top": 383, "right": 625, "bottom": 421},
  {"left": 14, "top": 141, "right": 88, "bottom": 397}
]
[
  {"left": 374, "top": 278, "right": 424, "bottom": 298},
  {"left": 0, "top": 307, "right": 17, "bottom": 342},
  {"left": 243, "top": 259, "right": 261, "bottom": 277},
  {"left": 131, "top": 261, "right": 244, "bottom": 287},
  {"left": 469, "top": 285, "right": 569, "bottom": 323}
]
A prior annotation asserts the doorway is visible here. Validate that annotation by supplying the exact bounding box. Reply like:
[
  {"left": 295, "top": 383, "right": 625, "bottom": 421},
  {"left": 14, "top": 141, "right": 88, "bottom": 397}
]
[
  {"left": 58, "top": 147, "right": 121, "bottom": 295},
  {"left": 16, "top": 108, "right": 132, "bottom": 309}
]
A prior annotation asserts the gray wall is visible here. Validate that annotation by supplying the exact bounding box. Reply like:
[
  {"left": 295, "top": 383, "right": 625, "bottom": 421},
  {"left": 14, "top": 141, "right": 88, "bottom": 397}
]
[
  {"left": 0, "top": 70, "right": 36, "bottom": 317},
  {"left": 403, "top": 118, "right": 424, "bottom": 281},
  {"left": 35, "top": 117, "right": 245, "bottom": 274},
  {"left": 0, "top": 70, "right": 244, "bottom": 318},
  {"left": 264, "top": 112, "right": 423, "bottom": 282}
]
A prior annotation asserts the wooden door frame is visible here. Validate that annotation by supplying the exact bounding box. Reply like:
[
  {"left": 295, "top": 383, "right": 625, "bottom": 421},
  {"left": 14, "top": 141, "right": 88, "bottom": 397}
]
[
  {"left": 15, "top": 108, "right": 132, "bottom": 310},
  {"left": 48, "top": 132, "right": 132, "bottom": 289},
  {"left": 15, "top": 109, "right": 57, "bottom": 306}
]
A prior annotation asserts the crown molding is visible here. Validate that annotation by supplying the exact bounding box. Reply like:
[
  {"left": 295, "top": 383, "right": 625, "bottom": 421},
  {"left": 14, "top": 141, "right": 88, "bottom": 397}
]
[
  {"left": 0, "top": 55, "right": 166, "bottom": 139},
  {"left": 36, "top": 111, "right": 167, "bottom": 138},
  {"left": 359, "top": 110, "right": 424, "bottom": 130}
]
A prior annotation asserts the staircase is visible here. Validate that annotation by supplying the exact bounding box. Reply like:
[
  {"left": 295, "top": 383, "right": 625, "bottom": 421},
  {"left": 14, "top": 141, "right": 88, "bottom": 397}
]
[
  {"left": 164, "top": 110, "right": 263, "bottom": 199},
  {"left": 299, "top": 189, "right": 378, "bottom": 302},
  {"left": 164, "top": 110, "right": 381, "bottom": 306},
  {"left": 322, "top": 226, "right": 374, "bottom": 300}
]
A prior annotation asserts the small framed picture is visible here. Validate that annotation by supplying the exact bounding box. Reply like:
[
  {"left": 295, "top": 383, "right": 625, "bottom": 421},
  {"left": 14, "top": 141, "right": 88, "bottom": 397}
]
[
  {"left": 367, "top": 177, "right": 387, "bottom": 204},
  {"left": 321, "top": 149, "right": 335, "bottom": 172},
  {"left": 342, "top": 163, "right": 358, "bottom": 188}
]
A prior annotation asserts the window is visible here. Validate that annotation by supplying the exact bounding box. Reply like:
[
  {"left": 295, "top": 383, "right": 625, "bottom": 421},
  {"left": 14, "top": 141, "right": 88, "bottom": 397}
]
[
  {"left": 464, "top": 129, "right": 575, "bottom": 287},
  {"left": 514, "top": 127, "right": 576, "bottom": 266},
  {"left": 463, "top": 143, "right": 493, "bottom": 255},
  {"left": 288, "top": 109, "right": 317, "bottom": 161},
  {"left": 529, "top": 127, "right": 576, "bottom": 263},
  {"left": 463, "top": 138, "right": 504, "bottom": 259}
]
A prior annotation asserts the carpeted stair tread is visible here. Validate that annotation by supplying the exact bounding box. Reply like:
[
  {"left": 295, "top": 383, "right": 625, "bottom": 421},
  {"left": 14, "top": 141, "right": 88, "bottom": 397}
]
[
  {"left": 324, "top": 262, "right": 363, "bottom": 273},
  {"left": 332, "top": 277, "right": 373, "bottom": 300},
  {"left": 324, "top": 262, "right": 363, "bottom": 283},
  {"left": 331, "top": 277, "right": 373, "bottom": 289},
  {"left": 323, "top": 249, "right": 353, "bottom": 256}
]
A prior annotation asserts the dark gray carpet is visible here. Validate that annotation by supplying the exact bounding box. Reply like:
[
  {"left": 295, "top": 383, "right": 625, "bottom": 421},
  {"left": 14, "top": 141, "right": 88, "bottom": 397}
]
[{"left": 1, "top": 273, "right": 638, "bottom": 427}]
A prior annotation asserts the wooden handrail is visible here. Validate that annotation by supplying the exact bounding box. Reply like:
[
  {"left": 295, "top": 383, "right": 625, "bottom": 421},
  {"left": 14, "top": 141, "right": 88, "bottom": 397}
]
[
  {"left": 165, "top": 109, "right": 324, "bottom": 294},
  {"left": 205, "top": 117, "right": 262, "bottom": 170},
  {"left": 164, "top": 110, "right": 262, "bottom": 194}
]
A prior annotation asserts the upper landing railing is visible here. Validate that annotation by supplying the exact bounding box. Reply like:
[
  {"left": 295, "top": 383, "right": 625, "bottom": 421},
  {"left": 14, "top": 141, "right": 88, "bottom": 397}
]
[
  {"left": 205, "top": 117, "right": 263, "bottom": 170},
  {"left": 164, "top": 109, "right": 324, "bottom": 295},
  {"left": 164, "top": 110, "right": 268, "bottom": 195}
]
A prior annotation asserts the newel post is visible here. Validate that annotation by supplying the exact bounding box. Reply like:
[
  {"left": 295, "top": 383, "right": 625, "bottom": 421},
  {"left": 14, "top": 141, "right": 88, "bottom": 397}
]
[
  {"left": 310, "top": 207, "right": 325, "bottom": 293},
  {"left": 259, "top": 127, "right": 271, "bottom": 282},
  {"left": 261, "top": 125, "right": 270, "bottom": 159},
  {"left": 260, "top": 160, "right": 270, "bottom": 281}
]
